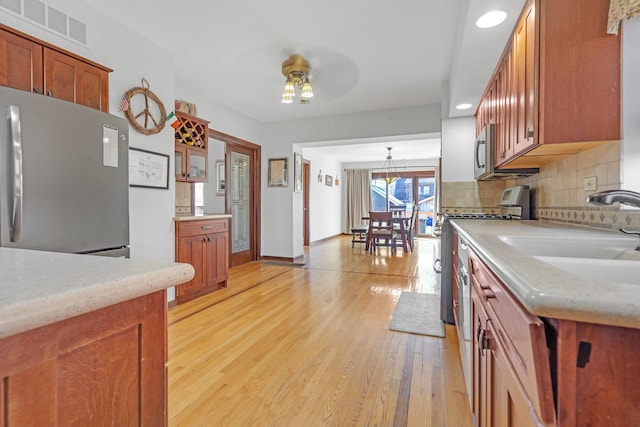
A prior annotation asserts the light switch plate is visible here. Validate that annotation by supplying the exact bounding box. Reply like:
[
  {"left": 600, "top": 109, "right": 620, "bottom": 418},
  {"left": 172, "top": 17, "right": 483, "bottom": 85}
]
[{"left": 585, "top": 176, "right": 597, "bottom": 191}]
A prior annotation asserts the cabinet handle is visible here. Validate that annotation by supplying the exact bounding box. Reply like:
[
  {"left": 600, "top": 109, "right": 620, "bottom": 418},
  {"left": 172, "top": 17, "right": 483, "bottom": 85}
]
[
  {"left": 47, "top": 90, "right": 53, "bottom": 97},
  {"left": 482, "top": 288, "right": 497, "bottom": 300},
  {"left": 479, "top": 329, "right": 491, "bottom": 353},
  {"left": 33, "top": 88, "right": 41, "bottom": 94},
  {"left": 201, "top": 225, "right": 213, "bottom": 230},
  {"left": 526, "top": 128, "right": 534, "bottom": 140}
]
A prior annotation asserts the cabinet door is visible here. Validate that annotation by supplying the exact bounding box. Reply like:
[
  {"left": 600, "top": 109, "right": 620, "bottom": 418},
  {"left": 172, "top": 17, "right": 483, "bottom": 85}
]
[
  {"left": 0, "top": 292, "right": 166, "bottom": 426},
  {"left": 44, "top": 48, "right": 109, "bottom": 112},
  {"left": 176, "top": 234, "right": 207, "bottom": 297},
  {"left": 495, "top": 51, "right": 515, "bottom": 166},
  {"left": 488, "top": 318, "right": 540, "bottom": 427},
  {"left": 175, "top": 146, "right": 188, "bottom": 181},
  {"left": 513, "top": 2, "right": 536, "bottom": 155},
  {"left": 205, "top": 231, "right": 229, "bottom": 287},
  {"left": 187, "top": 148, "right": 208, "bottom": 182},
  {"left": 0, "top": 27, "right": 43, "bottom": 93}
]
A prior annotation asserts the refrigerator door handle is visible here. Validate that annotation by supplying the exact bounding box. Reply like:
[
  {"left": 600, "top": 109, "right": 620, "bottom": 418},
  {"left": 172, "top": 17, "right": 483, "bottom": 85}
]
[{"left": 8, "top": 105, "right": 23, "bottom": 242}]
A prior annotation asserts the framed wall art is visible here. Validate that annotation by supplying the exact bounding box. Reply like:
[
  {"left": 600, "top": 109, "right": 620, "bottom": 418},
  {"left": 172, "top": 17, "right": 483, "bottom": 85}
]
[
  {"left": 325, "top": 174, "right": 333, "bottom": 187},
  {"left": 268, "top": 158, "right": 288, "bottom": 187},
  {"left": 128, "top": 147, "right": 169, "bottom": 189},
  {"left": 216, "top": 160, "right": 225, "bottom": 195}
]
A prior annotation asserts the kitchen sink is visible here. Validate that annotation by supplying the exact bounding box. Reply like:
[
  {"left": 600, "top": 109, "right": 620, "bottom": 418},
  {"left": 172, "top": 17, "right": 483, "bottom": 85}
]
[
  {"left": 498, "top": 235, "right": 639, "bottom": 260},
  {"left": 534, "top": 256, "right": 639, "bottom": 285}
]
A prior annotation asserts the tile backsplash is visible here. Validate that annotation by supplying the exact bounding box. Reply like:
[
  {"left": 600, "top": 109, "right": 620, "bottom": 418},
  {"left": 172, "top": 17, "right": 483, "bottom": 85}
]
[
  {"left": 175, "top": 181, "right": 191, "bottom": 215},
  {"left": 443, "top": 141, "right": 640, "bottom": 229}
]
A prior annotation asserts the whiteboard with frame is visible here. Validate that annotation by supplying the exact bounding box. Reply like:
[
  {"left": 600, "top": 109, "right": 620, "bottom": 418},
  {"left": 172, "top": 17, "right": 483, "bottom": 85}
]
[{"left": 128, "top": 148, "right": 170, "bottom": 189}]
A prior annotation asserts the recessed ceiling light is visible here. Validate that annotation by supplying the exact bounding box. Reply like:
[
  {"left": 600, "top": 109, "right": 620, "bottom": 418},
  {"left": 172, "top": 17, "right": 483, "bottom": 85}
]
[
  {"left": 476, "top": 11, "right": 507, "bottom": 28},
  {"left": 456, "top": 103, "right": 473, "bottom": 110}
]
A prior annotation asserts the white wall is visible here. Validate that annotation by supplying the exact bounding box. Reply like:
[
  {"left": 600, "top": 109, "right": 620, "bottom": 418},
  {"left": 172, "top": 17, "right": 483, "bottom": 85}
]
[
  {"left": 441, "top": 117, "right": 476, "bottom": 182},
  {"left": 622, "top": 18, "right": 640, "bottom": 193},
  {"left": 261, "top": 104, "right": 442, "bottom": 258},
  {"left": 300, "top": 150, "right": 343, "bottom": 243},
  {"left": 1, "top": 1, "right": 178, "bottom": 298}
]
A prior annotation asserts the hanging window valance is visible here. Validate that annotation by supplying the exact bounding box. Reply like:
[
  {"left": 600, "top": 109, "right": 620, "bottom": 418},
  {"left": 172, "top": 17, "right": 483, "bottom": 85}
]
[{"left": 608, "top": 0, "right": 640, "bottom": 34}]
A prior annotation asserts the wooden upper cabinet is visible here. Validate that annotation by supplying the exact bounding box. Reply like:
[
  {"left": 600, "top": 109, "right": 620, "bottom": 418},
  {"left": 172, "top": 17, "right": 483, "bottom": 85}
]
[
  {"left": 477, "top": 0, "right": 620, "bottom": 169},
  {"left": 44, "top": 48, "right": 109, "bottom": 111},
  {"left": 512, "top": 3, "right": 536, "bottom": 156},
  {"left": 0, "top": 27, "right": 43, "bottom": 93},
  {"left": 0, "top": 24, "right": 111, "bottom": 112}
]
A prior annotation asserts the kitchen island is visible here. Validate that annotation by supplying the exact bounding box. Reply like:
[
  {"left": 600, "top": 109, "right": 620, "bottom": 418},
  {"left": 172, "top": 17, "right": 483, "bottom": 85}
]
[
  {"left": 449, "top": 220, "right": 640, "bottom": 427},
  {"left": 0, "top": 248, "right": 194, "bottom": 426}
]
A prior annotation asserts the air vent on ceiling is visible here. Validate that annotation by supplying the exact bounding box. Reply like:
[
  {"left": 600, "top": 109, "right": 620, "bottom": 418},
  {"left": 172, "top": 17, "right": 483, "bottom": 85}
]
[
  {"left": 68, "top": 17, "right": 86, "bottom": 44},
  {"left": 0, "top": 0, "right": 87, "bottom": 46},
  {"left": 46, "top": 5, "right": 66, "bottom": 35},
  {"left": 24, "top": 0, "right": 45, "bottom": 25},
  {"left": 0, "top": 0, "right": 20, "bottom": 14}
]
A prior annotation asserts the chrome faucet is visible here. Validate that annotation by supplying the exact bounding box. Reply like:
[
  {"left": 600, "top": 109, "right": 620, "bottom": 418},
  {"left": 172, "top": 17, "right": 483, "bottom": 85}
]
[
  {"left": 586, "top": 189, "right": 640, "bottom": 208},
  {"left": 587, "top": 189, "right": 640, "bottom": 250}
]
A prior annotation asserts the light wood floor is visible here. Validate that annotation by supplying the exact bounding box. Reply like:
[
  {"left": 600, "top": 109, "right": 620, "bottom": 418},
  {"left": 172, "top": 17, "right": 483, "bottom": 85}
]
[{"left": 168, "top": 236, "right": 473, "bottom": 426}]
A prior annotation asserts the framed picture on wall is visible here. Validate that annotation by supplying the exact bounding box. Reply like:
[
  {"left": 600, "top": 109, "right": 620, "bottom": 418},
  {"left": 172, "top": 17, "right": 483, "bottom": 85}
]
[
  {"left": 128, "top": 148, "right": 169, "bottom": 189},
  {"left": 216, "top": 160, "right": 225, "bottom": 195},
  {"left": 268, "top": 158, "right": 288, "bottom": 187},
  {"left": 325, "top": 174, "right": 333, "bottom": 187},
  {"left": 294, "top": 152, "right": 303, "bottom": 192}
]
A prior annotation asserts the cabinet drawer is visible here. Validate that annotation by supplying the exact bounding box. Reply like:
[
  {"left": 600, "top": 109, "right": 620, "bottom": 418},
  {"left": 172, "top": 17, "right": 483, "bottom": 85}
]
[
  {"left": 469, "top": 249, "right": 555, "bottom": 424},
  {"left": 177, "top": 219, "right": 227, "bottom": 237}
]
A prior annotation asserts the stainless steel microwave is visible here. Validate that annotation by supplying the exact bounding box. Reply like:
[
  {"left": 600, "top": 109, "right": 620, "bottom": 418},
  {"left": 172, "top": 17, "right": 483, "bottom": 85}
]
[{"left": 474, "top": 124, "right": 538, "bottom": 180}]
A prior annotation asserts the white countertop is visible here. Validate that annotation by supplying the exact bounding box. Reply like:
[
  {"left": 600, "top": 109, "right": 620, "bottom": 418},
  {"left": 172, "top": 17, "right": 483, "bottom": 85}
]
[
  {"left": 451, "top": 220, "right": 640, "bottom": 328},
  {"left": 174, "top": 213, "right": 232, "bottom": 221},
  {"left": 0, "top": 248, "right": 195, "bottom": 339}
]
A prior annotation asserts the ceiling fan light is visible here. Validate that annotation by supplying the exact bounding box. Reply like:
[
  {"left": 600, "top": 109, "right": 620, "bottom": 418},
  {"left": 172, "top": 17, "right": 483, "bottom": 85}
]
[
  {"left": 301, "top": 79, "right": 314, "bottom": 98},
  {"left": 283, "top": 78, "right": 295, "bottom": 97},
  {"left": 281, "top": 54, "right": 314, "bottom": 105}
]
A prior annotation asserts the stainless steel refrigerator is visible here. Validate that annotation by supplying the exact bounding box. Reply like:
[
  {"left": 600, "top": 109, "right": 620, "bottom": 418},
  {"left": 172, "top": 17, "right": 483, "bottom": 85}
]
[{"left": 0, "top": 86, "right": 130, "bottom": 257}]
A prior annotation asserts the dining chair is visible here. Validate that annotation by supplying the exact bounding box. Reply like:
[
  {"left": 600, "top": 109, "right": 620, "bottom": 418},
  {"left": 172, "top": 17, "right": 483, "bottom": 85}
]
[
  {"left": 367, "top": 211, "right": 398, "bottom": 254},
  {"left": 404, "top": 205, "right": 418, "bottom": 251},
  {"left": 350, "top": 223, "right": 369, "bottom": 248}
]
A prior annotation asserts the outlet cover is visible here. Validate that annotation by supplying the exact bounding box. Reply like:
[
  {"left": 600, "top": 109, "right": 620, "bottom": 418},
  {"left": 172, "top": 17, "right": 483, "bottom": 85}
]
[{"left": 585, "top": 176, "right": 597, "bottom": 191}]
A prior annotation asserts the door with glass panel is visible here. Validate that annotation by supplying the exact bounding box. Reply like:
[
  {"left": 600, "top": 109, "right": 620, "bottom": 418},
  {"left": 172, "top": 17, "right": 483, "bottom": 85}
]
[
  {"left": 230, "top": 149, "right": 252, "bottom": 264},
  {"left": 370, "top": 172, "right": 435, "bottom": 237},
  {"left": 209, "top": 129, "right": 261, "bottom": 267}
]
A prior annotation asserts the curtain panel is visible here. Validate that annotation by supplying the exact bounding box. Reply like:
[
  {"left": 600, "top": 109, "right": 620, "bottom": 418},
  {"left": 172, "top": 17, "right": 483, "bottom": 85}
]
[{"left": 345, "top": 169, "right": 372, "bottom": 233}]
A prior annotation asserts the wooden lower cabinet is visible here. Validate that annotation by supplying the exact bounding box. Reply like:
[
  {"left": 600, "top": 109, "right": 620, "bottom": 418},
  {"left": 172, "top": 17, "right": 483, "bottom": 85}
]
[
  {"left": 175, "top": 219, "right": 229, "bottom": 304},
  {"left": 467, "top": 247, "right": 640, "bottom": 426},
  {"left": 0, "top": 291, "right": 167, "bottom": 426}
]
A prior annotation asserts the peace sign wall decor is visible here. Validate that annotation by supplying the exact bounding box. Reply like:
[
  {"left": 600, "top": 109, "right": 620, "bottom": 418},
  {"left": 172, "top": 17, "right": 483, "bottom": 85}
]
[{"left": 122, "top": 79, "right": 167, "bottom": 135}]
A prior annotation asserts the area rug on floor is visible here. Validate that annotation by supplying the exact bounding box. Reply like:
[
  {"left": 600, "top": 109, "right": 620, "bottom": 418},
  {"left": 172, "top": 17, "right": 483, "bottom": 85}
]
[{"left": 389, "top": 292, "right": 445, "bottom": 337}]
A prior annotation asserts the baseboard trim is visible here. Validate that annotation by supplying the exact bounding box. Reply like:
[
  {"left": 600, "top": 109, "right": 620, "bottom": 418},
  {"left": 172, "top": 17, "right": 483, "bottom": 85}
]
[
  {"left": 310, "top": 233, "right": 343, "bottom": 246},
  {"left": 261, "top": 255, "right": 296, "bottom": 263}
]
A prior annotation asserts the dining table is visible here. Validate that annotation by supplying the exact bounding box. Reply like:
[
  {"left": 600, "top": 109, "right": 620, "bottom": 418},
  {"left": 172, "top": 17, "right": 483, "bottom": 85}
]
[{"left": 362, "top": 211, "right": 412, "bottom": 253}]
